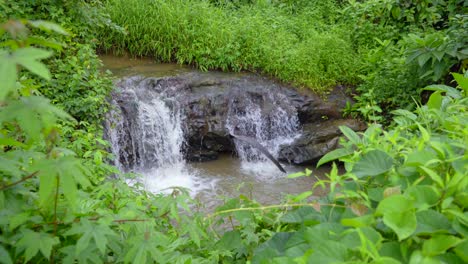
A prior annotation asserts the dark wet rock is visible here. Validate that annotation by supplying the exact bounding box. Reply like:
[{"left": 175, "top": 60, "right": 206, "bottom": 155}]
[
  {"left": 186, "top": 149, "right": 219, "bottom": 162},
  {"left": 111, "top": 72, "right": 364, "bottom": 165},
  {"left": 278, "top": 119, "right": 366, "bottom": 165}
]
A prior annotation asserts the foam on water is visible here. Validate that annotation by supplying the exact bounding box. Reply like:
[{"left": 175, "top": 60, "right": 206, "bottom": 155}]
[
  {"left": 106, "top": 80, "right": 212, "bottom": 195},
  {"left": 226, "top": 89, "right": 301, "bottom": 177}
]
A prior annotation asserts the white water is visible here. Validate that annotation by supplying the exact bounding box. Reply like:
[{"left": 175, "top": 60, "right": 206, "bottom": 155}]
[
  {"left": 226, "top": 92, "right": 301, "bottom": 178},
  {"left": 106, "top": 76, "right": 302, "bottom": 197},
  {"left": 106, "top": 85, "right": 212, "bottom": 195}
]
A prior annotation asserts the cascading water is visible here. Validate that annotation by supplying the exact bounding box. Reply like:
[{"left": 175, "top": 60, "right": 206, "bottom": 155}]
[
  {"left": 226, "top": 89, "right": 301, "bottom": 177},
  {"left": 105, "top": 77, "right": 205, "bottom": 194}
]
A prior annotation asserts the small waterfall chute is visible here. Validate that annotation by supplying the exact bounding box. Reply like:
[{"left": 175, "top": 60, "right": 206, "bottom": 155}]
[
  {"left": 105, "top": 78, "right": 205, "bottom": 194},
  {"left": 226, "top": 88, "right": 301, "bottom": 176}
]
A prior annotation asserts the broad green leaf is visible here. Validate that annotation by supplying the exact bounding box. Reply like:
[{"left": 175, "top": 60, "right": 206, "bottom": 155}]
[
  {"left": 252, "top": 233, "right": 294, "bottom": 263},
  {"left": 280, "top": 207, "right": 324, "bottom": 225},
  {"left": 16, "top": 229, "right": 59, "bottom": 262},
  {"left": 0, "top": 50, "right": 17, "bottom": 100},
  {"left": 406, "top": 186, "right": 439, "bottom": 210},
  {"left": 317, "top": 148, "right": 354, "bottom": 167},
  {"left": 405, "top": 150, "right": 437, "bottom": 167},
  {"left": 427, "top": 91, "right": 442, "bottom": 109},
  {"left": 379, "top": 242, "right": 404, "bottom": 263},
  {"left": 383, "top": 210, "right": 417, "bottom": 241},
  {"left": 414, "top": 210, "right": 451, "bottom": 235},
  {"left": 216, "top": 230, "right": 242, "bottom": 251},
  {"left": 341, "top": 214, "right": 375, "bottom": 228},
  {"left": 424, "top": 84, "right": 461, "bottom": 99},
  {"left": 13, "top": 47, "right": 53, "bottom": 80},
  {"left": 454, "top": 240, "right": 468, "bottom": 262},
  {"left": 339, "top": 126, "right": 361, "bottom": 145},
  {"left": 352, "top": 150, "right": 394, "bottom": 178},
  {"left": 377, "top": 195, "right": 416, "bottom": 241},
  {"left": 0, "top": 245, "right": 12, "bottom": 264},
  {"left": 452, "top": 73, "right": 468, "bottom": 95},
  {"left": 422, "top": 235, "right": 462, "bottom": 257},
  {"left": 409, "top": 250, "right": 439, "bottom": 264}
]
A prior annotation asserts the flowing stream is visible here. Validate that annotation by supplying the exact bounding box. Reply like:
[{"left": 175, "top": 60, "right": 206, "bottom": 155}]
[{"left": 102, "top": 55, "right": 325, "bottom": 208}]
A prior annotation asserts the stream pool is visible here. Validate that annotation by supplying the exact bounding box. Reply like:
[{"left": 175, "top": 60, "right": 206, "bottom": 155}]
[{"left": 100, "top": 54, "right": 327, "bottom": 208}]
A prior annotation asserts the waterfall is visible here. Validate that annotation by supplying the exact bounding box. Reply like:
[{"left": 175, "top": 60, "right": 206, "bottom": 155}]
[
  {"left": 226, "top": 89, "right": 300, "bottom": 176},
  {"left": 105, "top": 77, "right": 202, "bottom": 193}
]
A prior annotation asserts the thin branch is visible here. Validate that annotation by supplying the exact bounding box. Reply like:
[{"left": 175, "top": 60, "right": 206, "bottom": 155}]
[
  {"left": 0, "top": 171, "right": 39, "bottom": 191},
  {"left": 205, "top": 202, "right": 347, "bottom": 219}
]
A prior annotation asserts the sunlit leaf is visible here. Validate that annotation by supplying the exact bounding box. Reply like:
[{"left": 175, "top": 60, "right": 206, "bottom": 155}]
[
  {"left": 339, "top": 126, "right": 361, "bottom": 145},
  {"left": 317, "top": 148, "right": 354, "bottom": 168},
  {"left": 377, "top": 195, "right": 416, "bottom": 241},
  {"left": 422, "top": 235, "right": 462, "bottom": 257}
]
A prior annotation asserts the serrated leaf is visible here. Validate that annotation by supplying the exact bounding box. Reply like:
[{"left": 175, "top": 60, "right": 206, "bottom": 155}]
[
  {"left": 9, "top": 212, "right": 30, "bottom": 231},
  {"left": 0, "top": 50, "right": 17, "bottom": 100},
  {"left": 16, "top": 230, "right": 59, "bottom": 262},
  {"left": 0, "top": 96, "right": 73, "bottom": 141},
  {"left": 0, "top": 245, "right": 12, "bottom": 264},
  {"left": 64, "top": 219, "right": 116, "bottom": 256},
  {"left": 28, "top": 20, "right": 69, "bottom": 35},
  {"left": 352, "top": 150, "right": 394, "bottom": 178},
  {"left": 13, "top": 47, "right": 52, "bottom": 80},
  {"left": 317, "top": 148, "right": 354, "bottom": 167}
]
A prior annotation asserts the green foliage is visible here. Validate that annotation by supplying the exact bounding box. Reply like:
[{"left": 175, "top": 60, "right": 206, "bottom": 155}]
[
  {"left": 98, "top": 0, "right": 359, "bottom": 91},
  {"left": 342, "top": 0, "right": 467, "bottom": 120},
  {"left": 208, "top": 75, "right": 467, "bottom": 263},
  {"left": 0, "top": 18, "right": 220, "bottom": 263}
]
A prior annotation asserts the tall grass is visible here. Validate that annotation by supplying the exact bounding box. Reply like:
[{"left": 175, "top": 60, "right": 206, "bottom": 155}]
[{"left": 98, "top": 0, "right": 360, "bottom": 91}]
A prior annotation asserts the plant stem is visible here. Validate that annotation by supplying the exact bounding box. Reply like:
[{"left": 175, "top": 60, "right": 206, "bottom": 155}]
[{"left": 0, "top": 171, "right": 39, "bottom": 191}]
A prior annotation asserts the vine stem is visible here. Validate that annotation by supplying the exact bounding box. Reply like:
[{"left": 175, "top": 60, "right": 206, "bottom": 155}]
[
  {"left": 0, "top": 171, "right": 39, "bottom": 191},
  {"left": 205, "top": 202, "right": 347, "bottom": 219}
]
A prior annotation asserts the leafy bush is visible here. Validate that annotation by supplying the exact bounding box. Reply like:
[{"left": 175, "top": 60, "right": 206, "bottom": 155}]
[
  {"left": 98, "top": 0, "right": 359, "bottom": 91},
  {"left": 0, "top": 19, "right": 225, "bottom": 263},
  {"left": 211, "top": 74, "right": 468, "bottom": 263},
  {"left": 342, "top": 0, "right": 467, "bottom": 120}
]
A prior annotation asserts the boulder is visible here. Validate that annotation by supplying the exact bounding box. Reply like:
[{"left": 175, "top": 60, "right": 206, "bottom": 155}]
[{"left": 278, "top": 119, "right": 366, "bottom": 164}]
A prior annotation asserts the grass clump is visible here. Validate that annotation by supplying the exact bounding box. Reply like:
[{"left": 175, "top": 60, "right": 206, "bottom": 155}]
[{"left": 98, "top": 0, "right": 360, "bottom": 91}]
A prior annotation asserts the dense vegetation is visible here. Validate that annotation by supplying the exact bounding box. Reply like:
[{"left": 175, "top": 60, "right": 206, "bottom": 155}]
[{"left": 0, "top": 0, "right": 467, "bottom": 263}]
